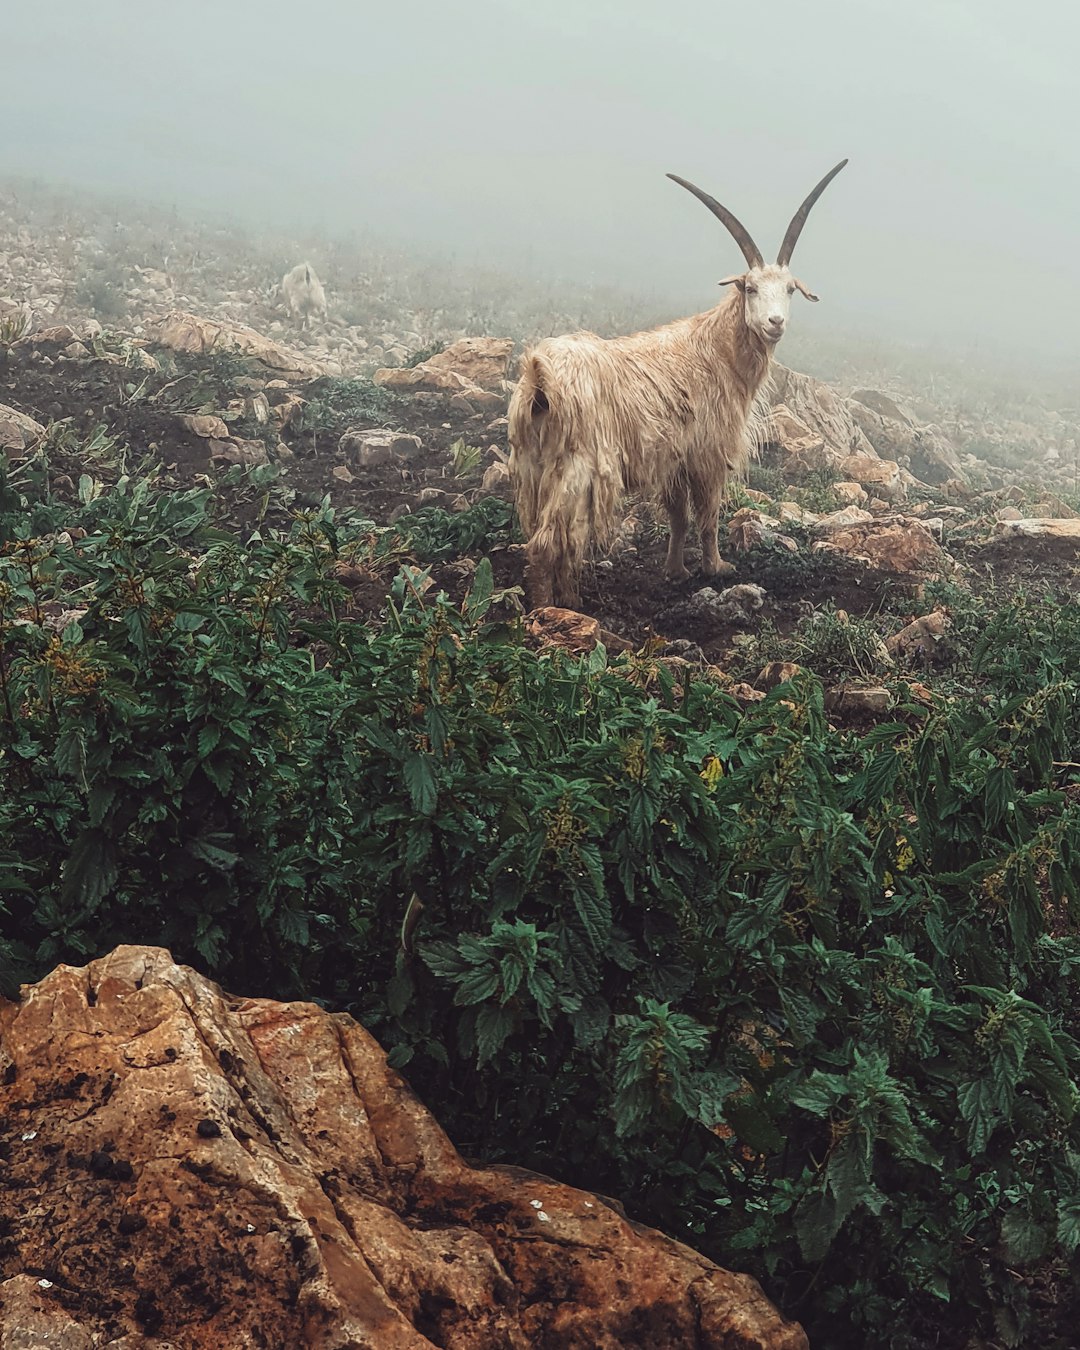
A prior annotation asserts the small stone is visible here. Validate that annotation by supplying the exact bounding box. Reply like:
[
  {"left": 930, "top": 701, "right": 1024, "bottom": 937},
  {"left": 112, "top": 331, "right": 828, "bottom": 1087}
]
[
  {"left": 482, "top": 461, "right": 510, "bottom": 493},
  {"left": 332, "top": 464, "right": 354, "bottom": 483},
  {"left": 196, "top": 1118, "right": 222, "bottom": 1139}
]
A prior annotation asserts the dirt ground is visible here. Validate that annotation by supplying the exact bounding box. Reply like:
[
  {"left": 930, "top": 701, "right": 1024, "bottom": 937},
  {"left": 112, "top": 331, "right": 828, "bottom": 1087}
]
[{"left": 4, "top": 342, "right": 1076, "bottom": 671}]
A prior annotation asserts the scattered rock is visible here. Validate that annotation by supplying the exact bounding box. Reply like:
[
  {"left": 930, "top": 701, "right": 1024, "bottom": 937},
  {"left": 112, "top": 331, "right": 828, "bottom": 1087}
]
[
  {"left": 728, "top": 509, "right": 798, "bottom": 553},
  {"left": 416, "top": 487, "right": 452, "bottom": 507},
  {"left": 482, "top": 460, "right": 511, "bottom": 493},
  {"left": 727, "top": 681, "right": 767, "bottom": 705},
  {"left": 180, "top": 413, "right": 230, "bottom": 440},
  {"left": 423, "top": 337, "right": 514, "bottom": 393},
  {"left": 814, "top": 517, "right": 951, "bottom": 578},
  {"left": 0, "top": 405, "right": 46, "bottom": 454},
  {"left": 992, "top": 518, "right": 1080, "bottom": 547},
  {"left": 814, "top": 506, "right": 875, "bottom": 531},
  {"left": 144, "top": 310, "right": 323, "bottom": 379},
  {"left": 687, "top": 584, "right": 767, "bottom": 624},
  {"left": 776, "top": 501, "right": 820, "bottom": 525},
  {"left": 832, "top": 481, "right": 869, "bottom": 507},
  {"left": 765, "top": 404, "right": 830, "bottom": 468},
  {"left": 665, "top": 638, "right": 706, "bottom": 662},
  {"left": 825, "top": 685, "right": 896, "bottom": 717},
  {"left": 209, "top": 438, "right": 268, "bottom": 467},
  {"left": 375, "top": 337, "right": 513, "bottom": 405},
  {"left": 839, "top": 454, "right": 904, "bottom": 502},
  {"left": 756, "top": 661, "right": 803, "bottom": 691},
  {"left": 849, "top": 389, "right": 913, "bottom": 423},
  {"left": 769, "top": 366, "right": 875, "bottom": 460},
  {"left": 885, "top": 610, "right": 949, "bottom": 661},
  {"left": 338, "top": 428, "right": 423, "bottom": 467},
  {"left": 332, "top": 464, "right": 354, "bottom": 483},
  {"left": 526, "top": 607, "right": 602, "bottom": 654}
]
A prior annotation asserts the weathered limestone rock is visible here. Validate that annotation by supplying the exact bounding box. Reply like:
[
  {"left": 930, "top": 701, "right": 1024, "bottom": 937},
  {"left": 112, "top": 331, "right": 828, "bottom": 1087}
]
[
  {"left": 0, "top": 405, "right": 46, "bottom": 454},
  {"left": 481, "top": 460, "right": 511, "bottom": 493},
  {"left": 339, "top": 428, "right": 423, "bottom": 467},
  {"left": 0, "top": 948, "right": 803, "bottom": 1348},
  {"left": 180, "top": 413, "right": 230, "bottom": 440},
  {"left": 813, "top": 516, "right": 951, "bottom": 578},
  {"left": 839, "top": 454, "right": 904, "bottom": 502},
  {"left": 525, "top": 607, "right": 632, "bottom": 654},
  {"left": 422, "top": 338, "right": 514, "bottom": 392},
  {"left": 756, "top": 661, "right": 804, "bottom": 691},
  {"left": 825, "top": 685, "right": 896, "bottom": 716},
  {"left": 144, "top": 310, "right": 323, "bottom": 379},
  {"left": 375, "top": 338, "right": 513, "bottom": 404},
  {"left": 769, "top": 366, "right": 875, "bottom": 459},
  {"left": 993, "top": 517, "right": 1080, "bottom": 548},
  {"left": 885, "top": 610, "right": 949, "bottom": 660}
]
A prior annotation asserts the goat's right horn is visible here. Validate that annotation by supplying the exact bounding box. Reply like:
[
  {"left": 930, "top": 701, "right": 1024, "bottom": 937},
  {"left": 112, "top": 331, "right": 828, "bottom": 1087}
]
[
  {"left": 667, "top": 174, "right": 764, "bottom": 270},
  {"left": 776, "top": 159, "right": 848, "bottom": 267}
]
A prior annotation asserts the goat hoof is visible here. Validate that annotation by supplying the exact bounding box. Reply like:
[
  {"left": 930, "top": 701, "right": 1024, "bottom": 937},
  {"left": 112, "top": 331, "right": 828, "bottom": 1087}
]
[
  {"left": 665, "top": 566, "right": 691, "bottom": 583},
  {"left": 700, "top": 560, "right": 736, "bottom": 579}
]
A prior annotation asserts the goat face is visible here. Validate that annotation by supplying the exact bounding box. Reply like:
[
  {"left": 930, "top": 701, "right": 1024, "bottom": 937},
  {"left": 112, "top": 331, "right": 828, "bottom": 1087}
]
[{"left": 722, "top": 264, "right": 818, "bottom": 346}]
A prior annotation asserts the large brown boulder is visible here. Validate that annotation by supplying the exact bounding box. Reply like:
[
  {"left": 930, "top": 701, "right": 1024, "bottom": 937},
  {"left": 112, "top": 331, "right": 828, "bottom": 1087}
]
[
  {"left": 769, "top": 365, "right": 875, "bottom": 459},
  {"left": 848, "top": 398, "right": 964, "bottom": 485},
  {"left": 375, "top": 338, "right": 513, "bottom": 406},
  {"left": 0, "top": 947, "right": 806, "bottom": 1350},
  {"left": 144, "top": 310, "right": 324, "bottom": 379},
  {"left": 814, "top": 515, "right": 952, "bottom": 578}
]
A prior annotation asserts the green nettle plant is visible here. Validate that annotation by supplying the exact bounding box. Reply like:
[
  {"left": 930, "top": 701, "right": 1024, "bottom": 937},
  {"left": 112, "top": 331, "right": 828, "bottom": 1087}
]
[{"left": 2, "top": 449, "right": 1080, "bottom": 1347}]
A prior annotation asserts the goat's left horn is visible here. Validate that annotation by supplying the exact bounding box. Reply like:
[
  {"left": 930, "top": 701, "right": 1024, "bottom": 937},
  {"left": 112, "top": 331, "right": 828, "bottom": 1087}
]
[
  {"left": 775, "top": 159, "right": 848, "bottom": 267},
  {"left": 666, "top": 174, "right": 764, "bottom": 270}
]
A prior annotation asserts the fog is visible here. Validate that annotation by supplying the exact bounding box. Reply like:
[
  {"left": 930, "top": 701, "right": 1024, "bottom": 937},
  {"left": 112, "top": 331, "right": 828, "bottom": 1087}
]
[{"left": 3, "top": 1, "right": 1079, "bottom": 367}]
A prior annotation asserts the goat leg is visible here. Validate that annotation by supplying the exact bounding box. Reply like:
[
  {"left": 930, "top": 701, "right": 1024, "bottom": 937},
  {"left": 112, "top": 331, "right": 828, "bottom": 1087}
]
[{"left": 662, "top": 482, "right": 691, "bottom": 582}]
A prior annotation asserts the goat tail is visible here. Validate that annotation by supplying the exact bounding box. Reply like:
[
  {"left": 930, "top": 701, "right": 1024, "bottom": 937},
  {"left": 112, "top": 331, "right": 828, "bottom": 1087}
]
[
  {"left": 508, "top": 353, "right": 548, "bottom": 537},
  {"left": 509, "top": 351, "right": 621, "bottom": 609}
]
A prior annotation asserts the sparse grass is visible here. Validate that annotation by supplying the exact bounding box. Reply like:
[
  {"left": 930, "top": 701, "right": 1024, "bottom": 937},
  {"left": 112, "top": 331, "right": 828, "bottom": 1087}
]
[
  {"left": 406, "top": 341, "right": 446, "bottom": 367},
  {"left": 72, "top": 259, "right": 129, "bottom": 320},
  {"left": 732, "top": 601, "right": 892, "bottom": 684}
]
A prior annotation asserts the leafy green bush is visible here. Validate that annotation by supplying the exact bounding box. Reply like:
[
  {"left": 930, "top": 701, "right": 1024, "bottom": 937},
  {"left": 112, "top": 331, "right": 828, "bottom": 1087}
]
[
  {"left": 295, "top": 375, "right": 404, "bottom": 436},
  {"left": 3, "top": 457, "right": 1080, "bottom": 1346},
  {"left": 392, "top": 497, "right": 516, "bottom": 562}
]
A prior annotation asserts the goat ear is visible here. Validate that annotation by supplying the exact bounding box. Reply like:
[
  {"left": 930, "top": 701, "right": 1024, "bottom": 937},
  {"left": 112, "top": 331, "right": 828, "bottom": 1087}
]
[
  {"left": 719, "top": 274, "right": 745, "bottom": 290},
  {"left": 793, "top": 278, "right": 820, "bottom": 302}
]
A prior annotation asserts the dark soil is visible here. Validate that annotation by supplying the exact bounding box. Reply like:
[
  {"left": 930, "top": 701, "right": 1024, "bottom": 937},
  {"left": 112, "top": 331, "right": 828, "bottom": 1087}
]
[{"left": 5, "top": 339, "right": 1077, "bottom": 671}]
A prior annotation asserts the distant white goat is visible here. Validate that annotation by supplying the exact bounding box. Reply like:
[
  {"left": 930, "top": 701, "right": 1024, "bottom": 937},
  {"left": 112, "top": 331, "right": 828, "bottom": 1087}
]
[
  {"left": 280, "top": 262, "right": 327, "bottom": 330},
  {"left": 508, "top": 161, "right": 847, "bottom": 608}
]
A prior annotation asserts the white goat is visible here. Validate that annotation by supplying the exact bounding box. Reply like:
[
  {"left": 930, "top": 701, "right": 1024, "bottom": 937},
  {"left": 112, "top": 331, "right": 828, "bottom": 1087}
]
[
  {"left": 280, "top": 262, "right": 327, "bottom": 330},
  {"left": 508, "top": 161, "right": 847, "bottom": 608}
]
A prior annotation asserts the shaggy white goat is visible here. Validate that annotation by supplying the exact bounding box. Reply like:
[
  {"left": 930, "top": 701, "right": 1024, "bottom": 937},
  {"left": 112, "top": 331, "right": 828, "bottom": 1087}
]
[
  {"left": 508, "top": 161, "right": 847, "bottom": 608},
  {"left": 280, "top": 262, "right": 327, "bottom": 330}
]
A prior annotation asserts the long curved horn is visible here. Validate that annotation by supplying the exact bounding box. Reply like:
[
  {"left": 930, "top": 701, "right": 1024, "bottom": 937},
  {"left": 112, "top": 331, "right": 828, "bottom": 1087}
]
[
  {"left": 776, "top": 159, "right": 848, "bottom": 267},
  {"left": 666, "top": 173, "right": 763, "bottom": 270}
]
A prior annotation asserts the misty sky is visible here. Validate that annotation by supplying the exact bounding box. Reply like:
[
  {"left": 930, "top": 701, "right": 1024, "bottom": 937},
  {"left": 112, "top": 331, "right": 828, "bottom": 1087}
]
[{"left": 3, "top": 1, "right": 1079, "bottom": 362}]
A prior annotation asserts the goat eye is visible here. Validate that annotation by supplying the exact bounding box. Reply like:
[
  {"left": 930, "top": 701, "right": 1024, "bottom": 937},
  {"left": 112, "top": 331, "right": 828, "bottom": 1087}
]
[{"left": 745, "top": 286, "right": 757, "bottom": 295}]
